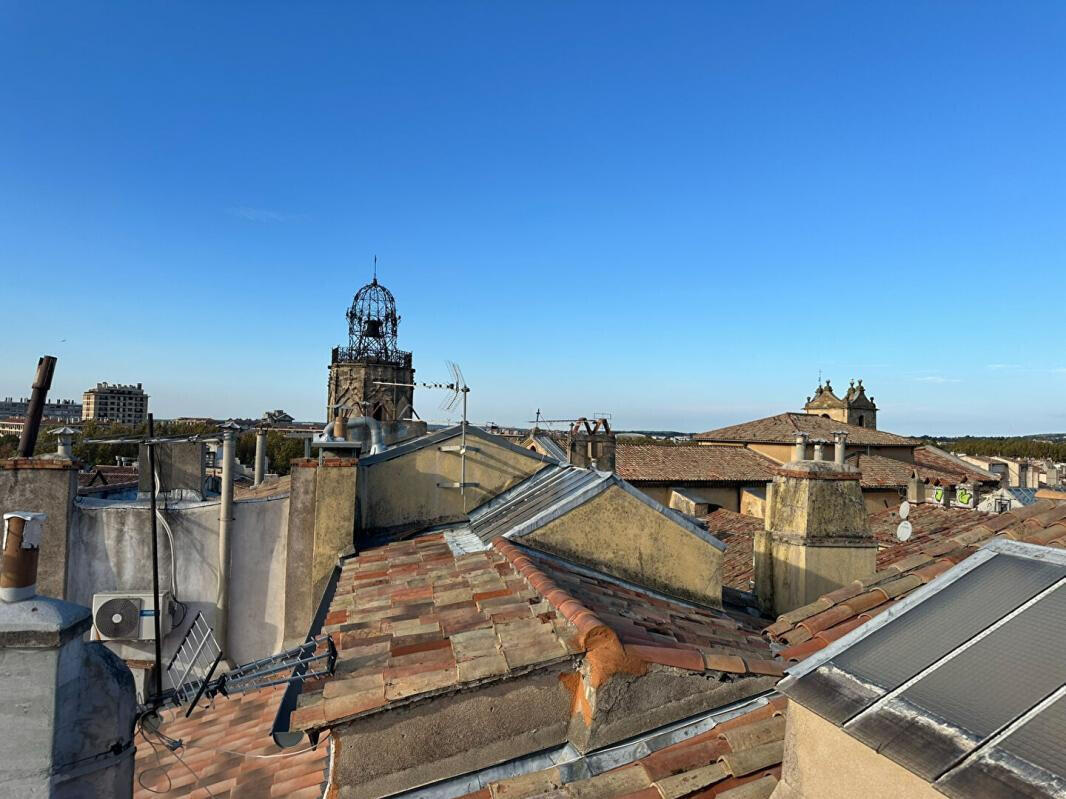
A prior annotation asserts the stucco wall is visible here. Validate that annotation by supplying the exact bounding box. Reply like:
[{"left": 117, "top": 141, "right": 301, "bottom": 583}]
[
  {"left": 863, "top": 488, "right": 901, "bottom": 514},
  {"left": 524, "top": 485, "right": 722, "bottom": 606},
  {"left": 0, "top": 461, "right": 78, "bottom": 600},
  {"left": 70, "top": 492, "right": 289, "bottom": 666},
  {"left": 359, "top": 432, "right": 546, "bottom": 535},
  {"left": 740, "top": 485, "right": 767, "bottom": 518},
  {"left": 773, "top": 703, "right": 940, "bottom": 799}
]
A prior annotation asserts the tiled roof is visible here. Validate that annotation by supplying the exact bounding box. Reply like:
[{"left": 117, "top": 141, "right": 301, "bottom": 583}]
[
  {"left": 766, "top": 500, "right": 1066, "bottom": 663},
  {"left": 288, "top": 534, "right": 582, "bottom": 733},
  {"left": 235, "top": 474, "right": 292, "bottom": 499},
  {"left": 78, "top": 465, "right": 139, "bottom": 488},
  {"left": 913, "top": 445, "right": 1000, "bottom": 485},
  {"left": 701, "top": 509, "right": 764, "bottom": 591},
  {"left": 508, "top": 543, "right": 781, "bottom": 679},
  {"left": 134, "top": 685, "right": 329, "bottom": 799},
  {"left": 457, "top": 696, "right": 788, "bottom": 799},
  {"left": 615, "top": 444, "right": 777, "bottom": 483},
  {"left": 694, "top": 413, "right": 919, "bottom": 447}
]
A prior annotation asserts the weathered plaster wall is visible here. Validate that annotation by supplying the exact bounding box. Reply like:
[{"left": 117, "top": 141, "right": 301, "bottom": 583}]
[
  {"left": 70, "top": 492, "right": 289, "bottom": 665},
  {"left": 359, "top": 433, "right": 545, "bottom": 535},
  {"left": 665, "top": 485, "right": 740, "bottom": 514},
  {"left": 525, "top": 485, "right": 722, "bottom": 606},
  {"left": 863, "top": 488, "right": 901, "bottom": 514},
  {"left": 311, "top": 460, "right": 357, "bottom": 604},
  {"left": 0, "top": 460, "right": 78, "bottom": 600},
  {"left": 772, "top": 703, "right": 939, "bottom": 799},
  {"left": 284, "top": 463, "right": 318, "bottom": 643},
  {"left": 331, "top": 668, "right": 573, "bottom": 799},
  {"left": 740, "top": 485, "right": 767, "bottom": 518}
]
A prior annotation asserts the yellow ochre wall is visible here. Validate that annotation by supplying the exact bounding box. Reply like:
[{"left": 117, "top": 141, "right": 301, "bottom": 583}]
[
  {"left": 524, "top": 484, "right": 722, "bottom": 606},
  {"left": 772, "top": 704, "right": 941, "bottom": 799},
  {"left": 359, "top": 432, "right": 547, "bottom": 535}
]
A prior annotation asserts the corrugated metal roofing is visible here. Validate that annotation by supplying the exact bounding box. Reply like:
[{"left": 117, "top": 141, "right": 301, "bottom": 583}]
[
  {"left": 532, "top": 434, "right": 568, "bottom": 462},
  {"left": 468, "top": 465, "right": 609, "bottom": 544},
  {"left": 778, "top": 540, "right": 1066, "bottom": 796}
]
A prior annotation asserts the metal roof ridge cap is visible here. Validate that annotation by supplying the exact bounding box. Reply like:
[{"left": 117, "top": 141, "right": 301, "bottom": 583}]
[
  {"left": 779, "top": 546, "right": 1000, "bottom": 688},
  {"left": 612, "top": 477, "right": 726, "bottom": 551},
  {"left": 982, "top": 538, "right": 1066, "bottom": 565}
]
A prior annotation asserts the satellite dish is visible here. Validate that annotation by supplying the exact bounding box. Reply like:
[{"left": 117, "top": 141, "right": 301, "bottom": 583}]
[
  {"left": 896, "top": 520, "right": 913, "bottom": 542},
  {"left": 899, "top": 501, "right": 910, "bottom": 520}
]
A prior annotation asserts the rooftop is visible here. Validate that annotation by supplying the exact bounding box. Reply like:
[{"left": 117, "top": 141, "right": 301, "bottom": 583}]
[
  {"left": 133, "top": 685, "right": 329, "bottom": 799},
  {"left": 454, "top": 695, "right": 788, "bottom": 799},
  {"left": 615, "top": 444, "right": 778, "bottom": 484},
  {"left": 766, "top": 500, "right": 1066, "bottom": 664},
  {"left": 779, "top": 539, "right": 1066, "bottom": 797},
  {"left": 694, "top": 413, "right": 919, "bottom": 447}
]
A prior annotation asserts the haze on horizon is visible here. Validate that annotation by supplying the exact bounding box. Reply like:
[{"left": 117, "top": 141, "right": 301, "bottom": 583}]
[{"left": 3, "top": 3, "right": 1064, "bottom": 437}]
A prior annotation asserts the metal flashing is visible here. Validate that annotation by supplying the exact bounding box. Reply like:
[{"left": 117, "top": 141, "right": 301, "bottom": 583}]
[{"left": 358, "top": 425, "right": 557, "bottom": 468}]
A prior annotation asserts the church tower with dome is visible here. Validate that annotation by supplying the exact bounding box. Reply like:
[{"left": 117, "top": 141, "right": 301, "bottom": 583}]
[{"left": 327, "top": 275, "right": 415, "bottom": 422}]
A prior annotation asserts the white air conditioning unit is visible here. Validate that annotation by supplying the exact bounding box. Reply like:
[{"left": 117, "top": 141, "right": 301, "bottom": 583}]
[{"left": 91, "top": 591, "right": 173, "bottom": 641}]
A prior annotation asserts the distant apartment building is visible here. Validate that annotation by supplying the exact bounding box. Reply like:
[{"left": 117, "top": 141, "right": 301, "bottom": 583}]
[
  {"left": 0, "top": 396, "right": 82, "bottom": 421},
  {"left": 81, "top": 382, "right": 148, "bottom": 425}
]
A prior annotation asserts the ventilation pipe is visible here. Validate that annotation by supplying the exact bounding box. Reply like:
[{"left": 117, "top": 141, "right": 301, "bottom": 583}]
[
  {"left": 51, "top": 426, "right": 75, "bottom": 459},
  {"left": 1, "top": 512, "right": 45, "bottom": 602},
  {"left": 217, "top": 422, "right": 238, "bottom": 657},
  {"left": 833, "top": 431, "right": 848, "bottom": 465},
  {"left": 332, "top": 415, "right": 348, "bottom": 441},
  {"left": 366, "top": 415, "right": 386, "bottom": 456},
  {"left": 253, "top": 427, "right": 267, "bottom": 487},
  {"left": 17, "top": 356, "right": 56, "bottom": 457},
  {"left": 792, "top": 432, "right": 809, "bottom": 462}
]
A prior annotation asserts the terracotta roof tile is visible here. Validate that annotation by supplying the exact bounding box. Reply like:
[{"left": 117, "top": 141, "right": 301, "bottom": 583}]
[
  {"left": 695, "top": 413, "right": 919, "bottom": 447},
  {"left": 290, "top": 535, "right": 579, "bottom": 732},
  {"left": 502, "top": 543, "right": 776, "bottom": 677},
  {"left": 765, "top": 500, "right": 1066, "bottom": 658},
  {"left": 700, "top": 509, "right": 764, "bottom": 591},
  {"left": 615, "top": 444, "right": 778, "bottom": 484},
  {"left": 134, "top": 685, "right": 329, "bottom": 799}
]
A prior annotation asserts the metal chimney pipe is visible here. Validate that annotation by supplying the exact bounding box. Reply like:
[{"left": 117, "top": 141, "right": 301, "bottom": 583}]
[
  {"left": 17, "top": 356, "right": 57, "bottom": 457},
  {"left": 253, "top": 428, "right": 267, "bottom": 486},
  {"left": 217, "top": 423, "right": 237, "bottom": 657},
  {"left": 793, "top": 432, "right": 809, "bottom": 462},
  {"left": 813, "top": 440, "right": 825, "bottom": 462},
  {"left": 332, "top": 415, "right": 348, "bottom": 441},
  {"left": 53, "top": 427, "right": 75, "bottom": 459},
  {"left": 834, "top": 431, "right": 848, "bottom": 465},
  {"left": 1, "top": 512, "right": 45, "bottom": 602}
]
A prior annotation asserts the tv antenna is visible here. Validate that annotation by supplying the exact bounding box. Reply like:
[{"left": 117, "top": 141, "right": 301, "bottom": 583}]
[
  {"left": 158, "top": 612, "right": 335, "bottom": 718},
  {"left": 375, "top": 360, "right": 473, "bottom": 495}
]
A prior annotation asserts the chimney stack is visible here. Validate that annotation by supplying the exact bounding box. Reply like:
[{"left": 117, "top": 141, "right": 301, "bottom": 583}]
[
  {"left": 254, "top": 426, "right": 268, "bottom": 487},
  {"left": 754, "top": 460, "right": 875, "bottom": 617},
  {"left": 833, "top": 431, "right": 848, "bottom": 465},
  {"left": 1, "top": 512, "right": 45, "bottom": 602},
  {"left": 52, "top": 426, "right": 75, "bottom": 459},
  {"left": 792, "top": 432, "right": 809, "bottom": 462},
  {"left": 812, "top": 440, "right": 825, "bottom": 462}
]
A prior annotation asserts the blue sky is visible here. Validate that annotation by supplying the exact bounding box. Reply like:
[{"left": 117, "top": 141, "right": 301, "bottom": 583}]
[{"left": 3, "top": 3, "right": 1064, "bottom": 435}]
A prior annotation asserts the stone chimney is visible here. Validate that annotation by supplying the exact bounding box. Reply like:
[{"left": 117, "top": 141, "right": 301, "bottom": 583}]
[
  {"left": 754, "top": 460, "right": 876, "bottom": 617},
  {"left": 907, "top": 470, "right": 927, "bottom": 503},
  {"left": 832, "top": 431, "right": 847, "bottom": 465},
  {"left": 0, "top": 512, "right": 137, "bottom": 797},
  {"left": 568, "top": 418, "right": 616, "bottom": 472},
  {"left": 792, "top": 432, "right": 809, "bottom": 462},
  {"left": 812, "top": 439, "right": 825, "bottom": 462}
]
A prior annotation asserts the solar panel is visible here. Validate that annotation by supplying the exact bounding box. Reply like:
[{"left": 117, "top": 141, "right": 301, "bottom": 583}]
[
  {"left": 785, "top": 554, "right": 1066, "bottom": 725},
  {"left": 998, "top": 692, "right": 1066, "bottom": 782},
  {"left": 847, "top": 581, "right": 1066, "bottom": 780}
]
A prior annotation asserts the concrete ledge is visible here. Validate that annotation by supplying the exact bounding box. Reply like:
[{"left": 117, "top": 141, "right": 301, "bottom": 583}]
[
  {"left": 0, "top": 596, "right": 91, "bottom": 647},
  {"left": 0, "top": 458, "right": 78, "bottom": 471}
]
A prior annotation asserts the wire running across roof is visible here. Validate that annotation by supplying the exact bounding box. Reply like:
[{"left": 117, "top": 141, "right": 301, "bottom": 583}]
[{"left": 779, "top": 540, "right": 1066, "bottom": 798}]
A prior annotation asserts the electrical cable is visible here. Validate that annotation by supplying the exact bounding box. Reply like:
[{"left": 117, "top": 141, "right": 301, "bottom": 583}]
[
  {"left": 135, "top": 718, "right": 217, "bottom": 798},
  {"left": 154, "top": 463, "right": 189, "bottom": 627}
]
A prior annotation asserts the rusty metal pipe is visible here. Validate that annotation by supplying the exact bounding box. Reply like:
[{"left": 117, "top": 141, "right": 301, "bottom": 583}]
[
  {"left": 17, "top": 356, "right": 57, "bottom": 457},
  {"left": 1, "top": 513, "right": 44, "bottom": 602}
]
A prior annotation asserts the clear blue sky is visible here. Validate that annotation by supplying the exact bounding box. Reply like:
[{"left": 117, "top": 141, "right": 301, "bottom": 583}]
[{"left": 3, "top": 3, "right": 1064, "bottom": 436}]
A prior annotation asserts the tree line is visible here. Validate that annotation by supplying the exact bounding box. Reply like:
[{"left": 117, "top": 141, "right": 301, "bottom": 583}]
[{"left": 928, "top": 435, "right": 1066, "bottom": 462}]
